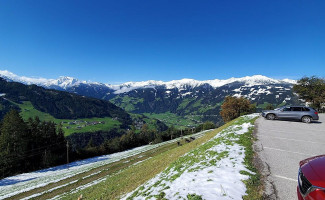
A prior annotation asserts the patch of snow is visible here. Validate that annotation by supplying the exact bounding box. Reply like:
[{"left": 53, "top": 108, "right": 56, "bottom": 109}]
[
  {"left": 58, "top": 177, "right": 108, "bottom": 199},
  {"left": 21, "top": 180, "right": 79, "bottom": 200},
  {"left": 256, "top": 88, "right": 266, "bottom": 94},
  {"left": 181, "top": 92, "right": 192, "bottom": 97},
  {"left": 233, "top": 94, "right": 242, "bottom": 98},
  {"left": 123, "top": 115, "right": 258, "bottom": 200},
  {"left": 282, "top": 79, "right": 297, "bottom": 84},
  {"left": 132, "top": 157, "right": 152, "bottom": 166},
  {"left": 0, "top": 130, "right": 210, "bottom": 199}
]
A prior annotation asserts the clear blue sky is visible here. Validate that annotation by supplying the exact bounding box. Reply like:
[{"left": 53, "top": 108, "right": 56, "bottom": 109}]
[{"left": 0, "top": 0, "right": 324, "bottom": 83}]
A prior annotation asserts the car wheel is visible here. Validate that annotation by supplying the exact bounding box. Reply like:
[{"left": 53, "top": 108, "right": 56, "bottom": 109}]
[
  {"left": 266, "top": 114, "right": 275, "bottom": 120},
  {"left": 302, "top": 116, "right": 312, "bottom": 123}
]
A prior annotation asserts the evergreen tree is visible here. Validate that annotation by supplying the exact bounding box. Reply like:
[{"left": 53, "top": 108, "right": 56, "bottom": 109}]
[
  {"left": 86, "top": 137, "right": 95, "bottom": 148},
  {"left": 0, "top": 110, "right": 28, "bottom": 177},
  {"left": 202, "top": 121, "right": 215, "bottom": 130}
]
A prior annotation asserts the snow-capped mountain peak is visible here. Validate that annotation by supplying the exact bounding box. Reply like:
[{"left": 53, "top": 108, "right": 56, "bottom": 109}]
[
  {"left": 0, "top": 70, "right": 51, "bottom": 86},
  {"left": 0, "top": 70, "right": 296, "bottom": 93},
  {"left": 109, "top": 75, "right": 295, "bottom": 94},
  {"left": 0, "top": 70, "right": 85, "bottom": 89},
  {"left": 45, "top": 76, "right": 82, "bottom": 89}
]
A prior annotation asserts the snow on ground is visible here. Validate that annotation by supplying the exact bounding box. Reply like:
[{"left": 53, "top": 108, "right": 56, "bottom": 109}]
[
  {"left": 0, "top": 131, "right": 209, "bottom": 200},
  {"left": 123, "top": 114, "right": 259, "bottom": 200},
  {"left": 181, "top": 92, "right": 192, "bottom": 97}
]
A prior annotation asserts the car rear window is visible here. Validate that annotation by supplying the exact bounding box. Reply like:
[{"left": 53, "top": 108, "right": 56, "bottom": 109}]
[
  {"left": 292, "top": 107, "right": 302, "bottom": 111},
  {"left": 302, "top": 107, "right": 310, "bottom": 111}
]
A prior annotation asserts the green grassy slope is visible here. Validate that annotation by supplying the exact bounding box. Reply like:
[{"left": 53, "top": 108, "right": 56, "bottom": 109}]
[
  {"left": 15, "top": 101, "right": 121, "bottom": 136},
  {"left": 143, "top": 112, "right": 203, "bottom": 129},
  {"left": 61, "top": 115, "right": 261, "bottom": 200},
  {"left": 13, "top": 101, "right": 168, "bottom": 136}
]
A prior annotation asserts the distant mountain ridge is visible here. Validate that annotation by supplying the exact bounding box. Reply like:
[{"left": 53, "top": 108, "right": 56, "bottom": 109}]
[
  {"left": 0, "top": 77, "right": 132, "bottom": 126},
  {"left": 0, "top": 70, "right": 296, "bottom": 93},
  {"left": 0, "top": 70, "right": 301, "bottom": 126}
]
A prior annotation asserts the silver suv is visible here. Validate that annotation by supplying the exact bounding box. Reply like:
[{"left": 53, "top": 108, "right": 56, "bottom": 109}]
[{"left": 261, "top": 106, "right": 319, "bottom": 123}]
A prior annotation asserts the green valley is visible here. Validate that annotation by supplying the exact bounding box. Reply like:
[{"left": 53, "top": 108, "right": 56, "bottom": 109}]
[
  {"left": 14, "top": 101, "right": 122, "bottom": 136},
  {"left": 143, "top": 112, "right": 202, "bottom": 129}
]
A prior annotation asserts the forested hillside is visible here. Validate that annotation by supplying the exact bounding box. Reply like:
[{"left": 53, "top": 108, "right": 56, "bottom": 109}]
[
  {"left": 0, "top": 110, "right": 66, "bottom": 178},
  {"left": 0, "top": 78, "right": 132, "bottom": 127}
]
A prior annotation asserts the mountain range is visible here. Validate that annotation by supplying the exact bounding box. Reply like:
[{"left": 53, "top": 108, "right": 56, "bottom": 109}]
[
  {"left": 0, "top": 76, "right": 130, "bottom": 117},
  {"left": 0, "top": 70, "right": 301, "bottom": 127},
  {"left": 0, "top": 70, "right": 296, "bottom": 92}
]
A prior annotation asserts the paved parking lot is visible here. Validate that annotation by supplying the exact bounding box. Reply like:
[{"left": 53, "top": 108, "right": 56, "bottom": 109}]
[{"left": 256, "top": 114, "right": 325, "bottom": 200}]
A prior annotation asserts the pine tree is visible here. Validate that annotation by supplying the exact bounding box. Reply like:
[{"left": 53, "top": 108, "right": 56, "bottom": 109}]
[
  {"left": 0, "top": 109, "right": 28, "bottom": 177},
  {"left": 86, "top": 137, "right": 95, "bottom": 148}
]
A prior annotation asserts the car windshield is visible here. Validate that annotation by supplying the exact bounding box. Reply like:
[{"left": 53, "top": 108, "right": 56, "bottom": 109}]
[{"left": 274, "top": 106, "right": 286, "bottom": 111}]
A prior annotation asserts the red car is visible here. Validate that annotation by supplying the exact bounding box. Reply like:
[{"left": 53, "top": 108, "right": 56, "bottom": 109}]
[{"left": 297, "top": 155, "right": 325, "bottom": 200}]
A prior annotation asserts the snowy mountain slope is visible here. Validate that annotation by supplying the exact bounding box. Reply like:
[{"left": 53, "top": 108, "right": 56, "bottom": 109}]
[
  {"left": 0, "top": 70, "right": 296, "bottom": 93},
  {"left": 0, "top": 70, "right": 84, "bottom": 89},
  {"left": 110, "top": 75, "right": 296, "bottom": 94}
]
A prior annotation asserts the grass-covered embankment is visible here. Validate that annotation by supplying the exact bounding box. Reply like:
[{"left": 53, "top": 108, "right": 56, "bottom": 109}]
[
  {"left": 62, "top": 114, "right": 262, "bottom": 200},
  {"left": 123, "top": 114, "right": 262, "bottom": 200}
]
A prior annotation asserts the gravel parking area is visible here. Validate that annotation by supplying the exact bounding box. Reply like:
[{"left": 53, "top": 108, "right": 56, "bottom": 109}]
[{"left": 255, "top": 114, "right": 325, "bottom": 200}]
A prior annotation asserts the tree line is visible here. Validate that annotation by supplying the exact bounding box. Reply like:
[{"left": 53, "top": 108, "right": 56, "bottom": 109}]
[
  {"left": 69, "top": 121, "right": 216, "bottom": 160},
  {"left": 0, "top": 109, "right": 216, "bottom": 179},
  {"left": 0, "top": 110, "right": 66, "bottom": 179}
]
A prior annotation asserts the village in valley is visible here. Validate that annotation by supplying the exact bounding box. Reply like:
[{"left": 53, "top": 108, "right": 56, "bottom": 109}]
[{"left": 63, "top": 120, "right": 107, "bottom": 130}]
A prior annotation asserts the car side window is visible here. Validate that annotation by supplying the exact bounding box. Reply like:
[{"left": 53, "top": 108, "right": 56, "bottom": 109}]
[
  {"left": 302, "top": 107, "right": 310, "bottom": 111},
  {"left": 283, "top": 107, "right": 291, "bottom": 111},
  {"left": 292, "top": 107, "right": 302, "bottom": 111}
]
